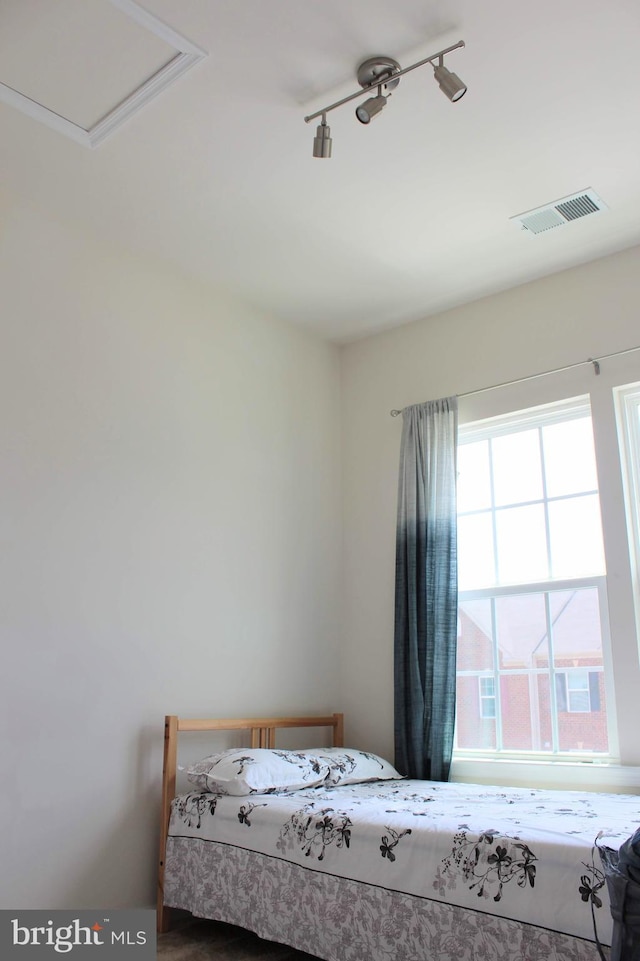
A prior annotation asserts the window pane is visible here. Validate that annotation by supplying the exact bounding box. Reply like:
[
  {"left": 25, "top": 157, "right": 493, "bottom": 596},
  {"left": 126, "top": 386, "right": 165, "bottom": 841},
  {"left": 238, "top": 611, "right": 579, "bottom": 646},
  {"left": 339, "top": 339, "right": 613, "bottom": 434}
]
[
  {"left": 481, "top": 697, "right": 496, "bottom": 719},
  {"left": 480, "top": 676, "right": 495, "bottom": 696},
  {"left": 556, "top": 672, "right": 608, "bottom": 753},
  {"left": 551, "top": 588, "right": 603, "bottom": 665},
  {"left": 492, "top": 429, "right": 543, "bottom": 506},
  {"left": 458, "top": 599, "right": 494, "bottom": 671},
  {"left": 567, "top": 670, "right": 589, "bottom": 692},
  {"left": 500, "top": 672, "right": 554, "bottom": 751},
  {"left": 568, "top": 690, "right": 590, "bottom": 712},
  {"left": 543, "top": 417, "right": 598, "bottom": 497},
  {"left": 548, "top": 495, "right": 605, "bottom": 578},
  {"left": 535, "top": 673, "right": 555, "bottom": 751},
  {"left": 495, "top": 593, "right": 548, "bottom": 670},
  {"left": 566, "top": 671, "right": 590, "bottom": 713},
  {"left": 551, "top": 592, "right": 608, "bottom": 753},
  {"left": 495, "top": 504, "right": 548, "bottom": 584},
  {"left": 458, "top": 441, "right": 491, "bottom": 512},
  {"left": 458, "top": 513, "right": 495, "bottom": 589},
  {"left": 455, "top": 675, "right": 497, "bottom": 750}
]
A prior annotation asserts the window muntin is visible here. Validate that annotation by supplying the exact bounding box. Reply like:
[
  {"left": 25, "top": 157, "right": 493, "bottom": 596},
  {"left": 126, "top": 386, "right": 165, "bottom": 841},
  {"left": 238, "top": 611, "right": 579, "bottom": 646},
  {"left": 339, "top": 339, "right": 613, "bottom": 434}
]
[{"left": 455, "top": 398, "right": 612, "bottom": 759}]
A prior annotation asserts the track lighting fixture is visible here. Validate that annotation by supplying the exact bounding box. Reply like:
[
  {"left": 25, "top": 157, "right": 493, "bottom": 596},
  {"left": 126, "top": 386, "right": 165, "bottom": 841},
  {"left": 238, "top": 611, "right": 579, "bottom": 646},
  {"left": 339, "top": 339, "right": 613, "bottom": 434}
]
[{"left": 305, "top": 40, "right": 466, "bottom": 158}]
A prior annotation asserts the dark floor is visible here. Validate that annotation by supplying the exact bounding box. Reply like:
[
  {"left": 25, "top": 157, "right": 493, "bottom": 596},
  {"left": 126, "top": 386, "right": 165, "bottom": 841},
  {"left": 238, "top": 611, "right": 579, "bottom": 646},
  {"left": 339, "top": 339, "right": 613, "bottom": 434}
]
[{"left": 157, "top": 915, "right": 320, "bottom": 960}]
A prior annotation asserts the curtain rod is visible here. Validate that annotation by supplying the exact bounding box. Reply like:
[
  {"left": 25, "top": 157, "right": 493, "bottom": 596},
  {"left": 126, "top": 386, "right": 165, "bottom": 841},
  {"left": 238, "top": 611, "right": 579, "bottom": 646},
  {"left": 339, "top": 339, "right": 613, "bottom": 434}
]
[{"left": 389, "top": 344, "right": 640, "bottom": 417}]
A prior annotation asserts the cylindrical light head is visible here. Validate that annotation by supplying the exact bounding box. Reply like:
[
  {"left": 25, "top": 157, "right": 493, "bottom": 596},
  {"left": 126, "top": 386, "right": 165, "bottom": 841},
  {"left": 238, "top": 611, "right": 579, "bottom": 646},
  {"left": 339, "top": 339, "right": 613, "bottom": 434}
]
[
  {"left": 313, "top": 120, "right": 332, "bottom": 158},
  {"left": 355, "top": 94, "right": 387, "bottom": 124},
  {"left": 433, "top": 63, "right": 467, "bottom": 102}
]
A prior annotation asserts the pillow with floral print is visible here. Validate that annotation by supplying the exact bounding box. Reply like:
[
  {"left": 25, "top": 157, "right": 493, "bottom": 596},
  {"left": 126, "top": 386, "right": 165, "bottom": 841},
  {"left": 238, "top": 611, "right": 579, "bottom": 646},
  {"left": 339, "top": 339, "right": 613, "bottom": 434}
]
[
  {"left": 185, "top": 748, "right": 329, "bottom": 795},
  {"left": 302, "top": 747, "right": 403, "bottom": 786}
]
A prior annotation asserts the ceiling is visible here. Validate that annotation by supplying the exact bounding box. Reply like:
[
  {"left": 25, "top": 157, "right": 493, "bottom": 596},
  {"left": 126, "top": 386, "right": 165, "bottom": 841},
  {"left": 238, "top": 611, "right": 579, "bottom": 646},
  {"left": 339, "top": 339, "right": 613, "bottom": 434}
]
[{"left": 2, "top": 0, "right": 640, "bottom": 342}]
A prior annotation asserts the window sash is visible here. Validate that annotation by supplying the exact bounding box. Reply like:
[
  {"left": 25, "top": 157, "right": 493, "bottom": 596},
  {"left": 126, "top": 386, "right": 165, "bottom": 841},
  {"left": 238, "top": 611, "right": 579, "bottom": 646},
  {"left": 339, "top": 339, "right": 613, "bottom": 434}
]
[
  {"left": 455, "top": 574, "right": 612, "bottom": 759},
  {"left": 457, "top": 396, "right": 605, "bottom": 592}
]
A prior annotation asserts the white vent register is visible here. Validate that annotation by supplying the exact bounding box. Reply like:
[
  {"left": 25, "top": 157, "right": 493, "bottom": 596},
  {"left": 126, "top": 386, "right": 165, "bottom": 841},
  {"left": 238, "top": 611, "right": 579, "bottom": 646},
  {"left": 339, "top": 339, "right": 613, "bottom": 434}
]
[{"left": 510, "top": 189, "right": 608, "bottom": 234}]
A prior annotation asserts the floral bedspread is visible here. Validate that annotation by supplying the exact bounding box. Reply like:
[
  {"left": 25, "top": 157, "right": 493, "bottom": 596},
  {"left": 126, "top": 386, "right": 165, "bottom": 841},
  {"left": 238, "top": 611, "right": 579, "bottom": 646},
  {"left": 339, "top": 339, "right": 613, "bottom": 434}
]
[{"left": 164, "top": 778, "right": 640, "bottom": 960}]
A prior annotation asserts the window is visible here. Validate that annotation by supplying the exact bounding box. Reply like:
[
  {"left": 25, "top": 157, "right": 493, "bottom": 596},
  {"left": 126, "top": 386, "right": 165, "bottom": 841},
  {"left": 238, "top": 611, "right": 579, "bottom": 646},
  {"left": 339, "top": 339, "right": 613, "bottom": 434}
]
[
  {"left": 455, "top": 397, "right": 613, "bottom": 758},
  {"left": 556, "top": 670, "right": 601, "bottom": 713},
  {"left": 479, "top": 676, "right": 496, "bottom": 718}
]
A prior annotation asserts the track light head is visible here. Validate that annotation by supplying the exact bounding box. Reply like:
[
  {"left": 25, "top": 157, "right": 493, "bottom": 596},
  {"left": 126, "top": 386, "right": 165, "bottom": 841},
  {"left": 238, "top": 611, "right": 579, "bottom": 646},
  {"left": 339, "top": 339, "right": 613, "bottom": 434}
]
[
  {"left": 433, "top": 63, "right": 467, "bottom": 102},
  {"left": 355, "top": 94, "right": 388, "bottom": 124},
  {"left": 312, "top": 118, "right": 332, "bottom": 158}
]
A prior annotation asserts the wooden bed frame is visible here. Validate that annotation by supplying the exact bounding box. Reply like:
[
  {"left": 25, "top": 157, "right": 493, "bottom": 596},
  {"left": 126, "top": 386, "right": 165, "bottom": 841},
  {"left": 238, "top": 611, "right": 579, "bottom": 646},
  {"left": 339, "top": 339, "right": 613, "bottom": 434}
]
[{"left": 157, "top": 712, "right": 344, "bottom": 933}]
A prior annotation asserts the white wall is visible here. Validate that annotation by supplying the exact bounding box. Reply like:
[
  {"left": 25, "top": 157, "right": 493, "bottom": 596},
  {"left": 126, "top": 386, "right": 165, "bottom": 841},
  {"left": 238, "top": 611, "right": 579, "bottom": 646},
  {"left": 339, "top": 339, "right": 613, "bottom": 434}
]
[
  {"left": 340, "top": 245, "right": 640, "bottom": 788},
  {"left": 0, "top": 200, "right": 342, "bottom": 909}
]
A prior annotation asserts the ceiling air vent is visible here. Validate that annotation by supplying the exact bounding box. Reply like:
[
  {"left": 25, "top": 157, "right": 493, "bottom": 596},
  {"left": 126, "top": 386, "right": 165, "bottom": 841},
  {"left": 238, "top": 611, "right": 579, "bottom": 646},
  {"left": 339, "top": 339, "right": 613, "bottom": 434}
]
[{"left": 510, "top": 189, "right": 608, "bottom": 235}]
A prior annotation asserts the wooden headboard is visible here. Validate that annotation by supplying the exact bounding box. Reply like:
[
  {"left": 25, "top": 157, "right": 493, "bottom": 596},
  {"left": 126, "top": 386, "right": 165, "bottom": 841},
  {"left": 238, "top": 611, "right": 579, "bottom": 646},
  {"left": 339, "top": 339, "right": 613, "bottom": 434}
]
[{"left": 157, "top": 712, "right": 344, "bottom": 931}]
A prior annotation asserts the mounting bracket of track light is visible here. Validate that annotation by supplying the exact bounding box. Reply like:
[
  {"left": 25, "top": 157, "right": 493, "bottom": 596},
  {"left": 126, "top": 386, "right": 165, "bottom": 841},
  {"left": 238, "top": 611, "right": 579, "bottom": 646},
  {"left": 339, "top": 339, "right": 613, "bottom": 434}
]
[
  {"left": 305, "top": 40, "right": 466, "bottom": 158},
  {"left": 356, "top": 56, "right": 401, "bottom": 92}
]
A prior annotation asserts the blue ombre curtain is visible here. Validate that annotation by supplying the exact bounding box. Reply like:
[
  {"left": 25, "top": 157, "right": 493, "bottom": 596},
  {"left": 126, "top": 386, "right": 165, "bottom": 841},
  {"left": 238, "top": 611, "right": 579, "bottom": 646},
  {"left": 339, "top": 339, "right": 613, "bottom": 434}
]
[{"left": 394, "top": 397, "right": 458, "bottom": 782}]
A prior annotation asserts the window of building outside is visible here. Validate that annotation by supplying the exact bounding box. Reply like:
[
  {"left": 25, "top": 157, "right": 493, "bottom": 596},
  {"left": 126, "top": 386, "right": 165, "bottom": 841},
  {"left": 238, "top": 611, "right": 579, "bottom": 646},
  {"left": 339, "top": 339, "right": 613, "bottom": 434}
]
[
  {"left": 479, "top": 676, "right": 496, "bottom": 718},
  {"left": 454, "top": 397, "right": 613, "bottom": 759}
]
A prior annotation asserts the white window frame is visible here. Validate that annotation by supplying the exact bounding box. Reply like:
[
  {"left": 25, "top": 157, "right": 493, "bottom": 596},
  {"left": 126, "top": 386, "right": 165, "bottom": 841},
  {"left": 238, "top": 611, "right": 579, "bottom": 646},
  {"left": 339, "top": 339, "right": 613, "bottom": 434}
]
[{"left": 614, "top": 383, "right": 640, "bottom": 644}]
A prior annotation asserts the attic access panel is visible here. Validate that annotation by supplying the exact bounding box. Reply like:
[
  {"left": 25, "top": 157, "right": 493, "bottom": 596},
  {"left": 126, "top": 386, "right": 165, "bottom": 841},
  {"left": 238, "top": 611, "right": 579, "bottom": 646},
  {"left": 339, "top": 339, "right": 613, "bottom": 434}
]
[{"left": 0, "top": 0, "right": 206, "bottom": 148}]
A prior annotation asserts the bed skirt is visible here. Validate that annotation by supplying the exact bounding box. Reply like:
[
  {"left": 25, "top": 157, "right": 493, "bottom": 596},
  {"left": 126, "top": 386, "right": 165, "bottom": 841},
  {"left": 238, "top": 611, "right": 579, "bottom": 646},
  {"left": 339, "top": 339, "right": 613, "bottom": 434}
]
[{"left": 164, "top": 836, "right": 606, "bottom": 961}]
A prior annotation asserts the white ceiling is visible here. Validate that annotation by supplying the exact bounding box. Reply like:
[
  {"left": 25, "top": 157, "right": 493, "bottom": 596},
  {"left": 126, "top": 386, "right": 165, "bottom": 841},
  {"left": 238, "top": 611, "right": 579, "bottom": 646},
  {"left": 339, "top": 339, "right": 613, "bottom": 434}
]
[{"left": 2, "top": 0, "right": 640, "bottom": 342}]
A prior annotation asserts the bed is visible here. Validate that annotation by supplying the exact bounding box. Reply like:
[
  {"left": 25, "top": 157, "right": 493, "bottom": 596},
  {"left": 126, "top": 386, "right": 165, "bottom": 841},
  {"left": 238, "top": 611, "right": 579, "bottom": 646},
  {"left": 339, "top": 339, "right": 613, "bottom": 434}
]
[{"left": 157, "top": 713, "right": 640, "bottom": 961}]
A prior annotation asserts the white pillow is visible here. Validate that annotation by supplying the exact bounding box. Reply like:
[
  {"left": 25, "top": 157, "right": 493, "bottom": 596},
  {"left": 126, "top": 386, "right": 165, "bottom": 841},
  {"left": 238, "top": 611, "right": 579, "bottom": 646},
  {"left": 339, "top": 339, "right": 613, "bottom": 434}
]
[
  {"left": 305, "top": 748, "right": 403, "bottom": 786},
  {"left": 186, "top": 748, "right": 329, "bottom": 796}
]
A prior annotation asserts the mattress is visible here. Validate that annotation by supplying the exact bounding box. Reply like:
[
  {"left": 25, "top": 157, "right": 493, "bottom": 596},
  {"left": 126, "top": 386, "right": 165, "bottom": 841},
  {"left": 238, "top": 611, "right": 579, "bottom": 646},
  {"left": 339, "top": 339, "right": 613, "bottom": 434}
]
[{"left": 163, "top": 777, "right": 640, "bottom": 961}]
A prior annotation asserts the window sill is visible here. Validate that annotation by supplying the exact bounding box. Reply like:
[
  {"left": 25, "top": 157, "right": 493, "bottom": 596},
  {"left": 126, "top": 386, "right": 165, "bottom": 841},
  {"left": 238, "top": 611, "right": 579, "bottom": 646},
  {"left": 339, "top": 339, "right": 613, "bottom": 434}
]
[{"left": 451, "top": 755, "right": 640, "bottom": 793}]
